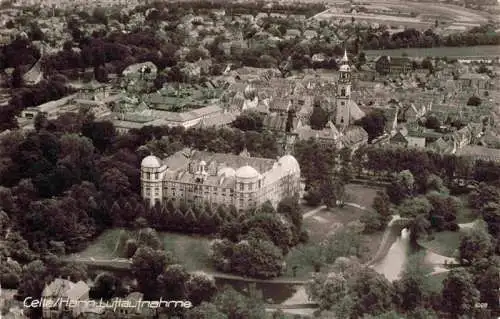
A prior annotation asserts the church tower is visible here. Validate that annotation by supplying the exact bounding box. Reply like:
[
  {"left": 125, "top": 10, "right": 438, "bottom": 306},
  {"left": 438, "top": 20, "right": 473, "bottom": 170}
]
[{"left": 335, "top": 50, "right": 352, "bottom": 131}]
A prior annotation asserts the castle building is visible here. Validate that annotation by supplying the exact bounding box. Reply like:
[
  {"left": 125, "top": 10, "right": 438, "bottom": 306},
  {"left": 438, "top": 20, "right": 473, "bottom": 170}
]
[{"left": 140, "top": 149, "right": 301, "bottom": 210}]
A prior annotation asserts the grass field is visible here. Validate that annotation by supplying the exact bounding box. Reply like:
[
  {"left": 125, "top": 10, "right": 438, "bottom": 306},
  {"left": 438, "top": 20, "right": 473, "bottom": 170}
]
[
  {"left": 364, "top": 45, "right": 500, "bottom": 58},
  {"left": 80, "top": 229, "right": 214, "bottom": 271},
  {"left": 162, "top": 233, "right": 213, "bottom": 271},
  {"left": 79, "top": 229, "right": 124, "bottom": 258},
  {"left": 419, "top": 231, "right": 462, "bottom": 257}
]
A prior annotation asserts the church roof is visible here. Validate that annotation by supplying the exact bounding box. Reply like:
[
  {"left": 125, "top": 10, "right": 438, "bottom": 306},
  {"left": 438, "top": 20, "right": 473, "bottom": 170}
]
[
  {"left": 23, "top": 58, "right": 43, "bottom": 85},
  {"left": 341, "top": 126, "right": 368, "bottom": 146},
  {"left": 347, "top": 100, "right": 365, "bottom": 121}
]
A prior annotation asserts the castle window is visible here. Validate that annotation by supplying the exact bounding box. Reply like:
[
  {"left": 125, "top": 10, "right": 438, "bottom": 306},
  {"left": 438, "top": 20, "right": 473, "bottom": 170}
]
[
  {"left": 248, "top": 183, "right": 253, "bottom": 191},
  {"left": 341, "top": 101, "right": 345, "bottom": 106},
  {"left": 341, "top": 118, "right": 344, "bottom": 123},
  {"left": 341, "top": 88, "right": 346, "bottom": 96},
  {"left": 155, "top": 172, "right": 159, "bottom": 179},
  {"left": 146, "top": 172, "right": 151, "bottom": 179},
  {"left": 239, "top": 183, "right": 244, "bottom": 191}
]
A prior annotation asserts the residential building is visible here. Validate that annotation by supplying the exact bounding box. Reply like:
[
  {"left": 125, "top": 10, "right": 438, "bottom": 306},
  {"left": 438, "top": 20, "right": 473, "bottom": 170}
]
[
  {"left": 140, "top": 149, "right": 301, "bottom": 210},
  {"left": 41, "top": 278, "right": 102, "bottom": 319}
]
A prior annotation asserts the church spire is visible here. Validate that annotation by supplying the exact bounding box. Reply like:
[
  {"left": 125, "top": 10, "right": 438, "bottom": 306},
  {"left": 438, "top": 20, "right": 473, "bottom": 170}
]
[{"left": 341, "top": 49, "right": 349, "bottom": 64}]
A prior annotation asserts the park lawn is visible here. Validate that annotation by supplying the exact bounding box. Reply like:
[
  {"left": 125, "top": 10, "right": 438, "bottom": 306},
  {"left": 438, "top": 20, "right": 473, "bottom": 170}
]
[
  {"left": 456, "top": 206, "right": 477, "bottom": 224},
  {"left": 419, "top": 231, "right": 462, "bottom": 258},
  {"left": 345, "top": 184, "right": 382, "bottom": 209},
  {"left": 161, "top": 232, "right": 213, "bottom": 272},
  {"left": 79, "top": 228, "right": 125, "bottom": 258},
  {"left": 79, "top": 229, "right": 214, "bottom": 272},
  {"left": 427, "top": 272, "right": 447, "bottom": 293}
]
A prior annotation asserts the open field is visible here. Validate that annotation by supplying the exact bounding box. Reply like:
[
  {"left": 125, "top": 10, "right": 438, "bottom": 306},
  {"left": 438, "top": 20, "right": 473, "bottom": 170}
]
[
  {"left": 364, "top": 45, "right": 500, "bottom": 58},
  {"left": 315, "top": 0, "right": 494, "bottom": 26},
  {"left": 79, "top": 229, "right": 214, "bottom": 271},
  {"left": 418, "top": 231, "right": 462, "bottom": 258}
]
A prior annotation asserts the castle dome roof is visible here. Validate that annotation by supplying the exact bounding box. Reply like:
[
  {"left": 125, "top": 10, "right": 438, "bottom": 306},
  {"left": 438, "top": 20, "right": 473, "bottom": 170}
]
[
  {"left": 141, "top": 155, "right": 162, "bottom": 168},
  {"left": 235, "top": 165, "right": 260, "bottom": 179}
]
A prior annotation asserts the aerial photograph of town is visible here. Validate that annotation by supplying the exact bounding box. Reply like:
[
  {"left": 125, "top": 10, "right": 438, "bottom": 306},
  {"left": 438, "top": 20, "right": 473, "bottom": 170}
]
[{"left": 0, "top": 0, "right": 498, "bottom": 318}]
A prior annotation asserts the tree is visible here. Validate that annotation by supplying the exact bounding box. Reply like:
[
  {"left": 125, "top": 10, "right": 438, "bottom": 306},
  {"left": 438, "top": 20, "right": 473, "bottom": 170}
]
[
  {"left": 11, "top": 66, "right": 24, "bottom": 88},
  {"left": 92, "top": 7, "right": 108, "bottom": 25},
  {"left": 0, "top": 259, "right": 22, "bottom": 289},
  {"left": 441, "top": 269, "right": 479, "bottom": 318},
  {"left": 137, "top": 227, "right": 163, "bottom": 250},
  {"left": 306, "top": 272, "right": 348, "bottom": 310},
  {"left": 394, "top": 252, "right": 434, "bottom": 312},
  {"left": 424, "top": 115, "right": 441, "bottom": 130},
  {"left": 230, "top": 239, "right": 284, "bottom": 279},
  {"left": 387, "top": 170, "right": 415, "bottom": 204},
  {"left": 99, "top": 168, "right": 131, "bottom": 200},
  {"left": 244, "top": 213, "right": 295, "bottom": 253},
  {"left": 468, "top": 183, "right": 499, "bottom": 209},
  {"left": 157, "top": 264, "right": 190, "bottom": 300},
  {"left": 81, "top": 121, "right": 116, "bottom": 153},
  {"left": 91, "top": 272, "right": 119, "bottom": 300},
  {"left": 186, "top": 273, "right": 218, "bottom": 306},
  {"left": 214, "top": 286, "right": 266, "bottom": 319},
  {"left": 58, "top": 262, "right": 88, "bottom": 282},
  {"left": 408, "top": 214, "right": 431, "bottom": 245},
  {"left": 459, "top": 222, "right": 493, "bottom": 265},
  {"left": 131, "top": 247, "right": 173, "bottom": 299},
  {"left": 185, "top": 302, "right": 227, "bottom": 319},
  {"left": 482, "top": 205, "right": 500, "bottom": 240},
  {"left": 17, "top": 260, "right": 49, "bottom": 300},
  {"left": 94, "top": 65, "right": 109, "bottom": 83},
  {"left": 309, "top": 105, "right": 329, "bottom": 130},
  {"left": 475, "top": 263, "right": 499, "bottom": 312},
  {"left": 233, "top": 111, "right": 263, "bottom": 132},
  {"left": 467, "top": 95, "right": 482, "bottom": 106},
  {"left": 398, "top": 197, "right": 432, "bottom": 219},
  {"left": 349, "top": 268, "right": 395, "bottom": 317},
  {"left": 355, "top": 109, "right": 387, "bottom": 142},
  {"left": 323, "top": 223, "right": 364, "bottom": 264},
  {"left": 373, "top": 191, "right": 391, "bottom": 219},
  {"left": 277, "top": 196, "right": 302, "bottom": 237}
]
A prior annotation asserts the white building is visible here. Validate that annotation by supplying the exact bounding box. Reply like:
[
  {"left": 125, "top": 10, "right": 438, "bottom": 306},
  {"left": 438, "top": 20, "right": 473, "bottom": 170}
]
[{"left": 140, "top": 149, "right": 301, "bottom": 210}]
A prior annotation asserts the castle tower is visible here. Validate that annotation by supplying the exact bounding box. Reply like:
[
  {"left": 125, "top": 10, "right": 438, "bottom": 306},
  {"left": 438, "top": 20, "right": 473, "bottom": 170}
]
[{"left": 335, "top": 50, "right": 352, "bottom": 131}]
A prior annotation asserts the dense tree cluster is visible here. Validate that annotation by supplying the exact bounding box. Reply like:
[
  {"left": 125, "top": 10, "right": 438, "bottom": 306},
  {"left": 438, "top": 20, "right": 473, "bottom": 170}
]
[
  {"left": 41, "top": 31, "right": 174, "bottom": 76},
  {"left": 0, "top": 37, "right": 40, "bottom": 70},
  {"left": 355, "top": 109, "right": 388, "bottom": 143},
  {"left": 135, "top": 0, "right": 326, "bottom": 18},
  {"left": 211, "top": 197, "right": 303, "bottom": 278},
  {"left": 354, "top": 146, "right": 500, "bottom": 188},
  {"left": 0, "top": 76, "right": 75, "bottom": 130},
  {"left": 363, "top": 27, "right": 500, "bottom": 50},
  {"left": 232, "top": 111, "right": 264, "bottom": 132}
]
